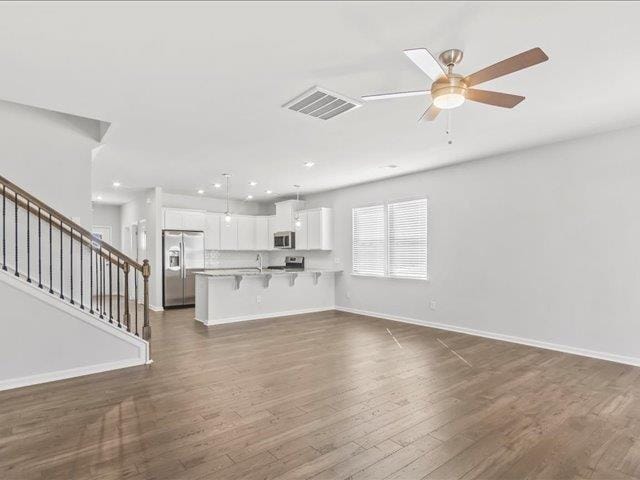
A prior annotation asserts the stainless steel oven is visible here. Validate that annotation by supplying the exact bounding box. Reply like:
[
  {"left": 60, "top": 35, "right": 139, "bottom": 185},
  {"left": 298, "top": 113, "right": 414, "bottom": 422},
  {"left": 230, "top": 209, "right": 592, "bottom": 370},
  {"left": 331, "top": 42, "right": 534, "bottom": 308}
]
[{"left": 274, "top": 231, "right": 295, "bottom": 249}]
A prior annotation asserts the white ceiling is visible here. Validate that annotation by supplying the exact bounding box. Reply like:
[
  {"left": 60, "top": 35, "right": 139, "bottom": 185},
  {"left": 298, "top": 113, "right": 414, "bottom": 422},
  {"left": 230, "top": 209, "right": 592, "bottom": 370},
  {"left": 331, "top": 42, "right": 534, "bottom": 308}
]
[{"left": 1, "top": 1, "right": 640, "bottom": 204}]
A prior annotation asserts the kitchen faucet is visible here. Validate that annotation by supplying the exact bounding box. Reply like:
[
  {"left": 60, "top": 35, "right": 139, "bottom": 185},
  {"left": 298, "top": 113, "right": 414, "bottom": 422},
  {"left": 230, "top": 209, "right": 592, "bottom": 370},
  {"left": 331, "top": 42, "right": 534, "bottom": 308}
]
[{"left": 256, "top": 253, "right": 263, "bottom": 271}]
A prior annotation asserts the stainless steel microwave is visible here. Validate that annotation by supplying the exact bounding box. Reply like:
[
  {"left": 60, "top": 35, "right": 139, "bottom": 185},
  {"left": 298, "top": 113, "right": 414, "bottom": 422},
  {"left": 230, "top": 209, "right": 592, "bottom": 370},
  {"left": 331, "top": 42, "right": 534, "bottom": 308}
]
[{"left": 274, "top": 231, "right": 295, "bottom": 249}]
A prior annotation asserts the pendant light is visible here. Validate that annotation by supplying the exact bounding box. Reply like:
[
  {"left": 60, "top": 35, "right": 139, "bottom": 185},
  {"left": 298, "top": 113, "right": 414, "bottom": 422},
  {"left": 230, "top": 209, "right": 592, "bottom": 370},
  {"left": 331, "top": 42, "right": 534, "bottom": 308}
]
[
  {"left": 294, "top": 185, "right": 302, "bottom": 228},
  {"left": 223, "top": 173, "right": 232, "bottom": 224}
]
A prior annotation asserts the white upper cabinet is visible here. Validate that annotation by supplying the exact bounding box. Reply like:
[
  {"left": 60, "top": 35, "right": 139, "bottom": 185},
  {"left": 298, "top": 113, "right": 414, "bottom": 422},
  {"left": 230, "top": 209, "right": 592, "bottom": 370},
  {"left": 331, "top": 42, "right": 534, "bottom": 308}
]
[
  {"left": 164, "top": 205, "right": 331, "bottom": 251},
  {"left": 220, "top": 216, "right": 239, "bottom": 250},
  {"left": 164, "top": 209, "right": 184, "bottom": 229},
  {"left": 182, "top": 210, "right": 206, "bottom": 231},
  {"left": 275, "top": 200, "right": 305, "bottom": 232},
  {"left": 164, "top": 208, "right": 205, "bottom": 231},
  {"left": 267, "top": 215, "right": 277, "bottom": 250},
  {"left": 204, "top": 213, "right": 221, "bottom": 250},
  {"left": 255, "top": 216, "right": 270, "bottom": 251},
  {"left": 297, "top": 207, "right": 332, "bottom": 251},
  {"left": 294, "top": 210, "right": 308, "bottom": 250},
  {"left": 237, "top": 216, "right": 256, "bottom": 250}
]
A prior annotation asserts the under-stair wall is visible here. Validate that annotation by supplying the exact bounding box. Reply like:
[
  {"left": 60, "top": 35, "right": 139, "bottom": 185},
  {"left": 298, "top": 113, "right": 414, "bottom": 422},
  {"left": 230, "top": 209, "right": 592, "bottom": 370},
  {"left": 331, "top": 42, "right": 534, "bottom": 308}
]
[{"left": 0, "top": 174, "right": 152, "bottom": 391}]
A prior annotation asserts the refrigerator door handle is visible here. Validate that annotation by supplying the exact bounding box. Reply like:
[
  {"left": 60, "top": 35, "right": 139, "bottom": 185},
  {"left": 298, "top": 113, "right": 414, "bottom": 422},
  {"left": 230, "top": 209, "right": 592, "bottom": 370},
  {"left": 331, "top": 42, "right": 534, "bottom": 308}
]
[{"left": 180, "top": 240, "right": 185, "bottom": 279}]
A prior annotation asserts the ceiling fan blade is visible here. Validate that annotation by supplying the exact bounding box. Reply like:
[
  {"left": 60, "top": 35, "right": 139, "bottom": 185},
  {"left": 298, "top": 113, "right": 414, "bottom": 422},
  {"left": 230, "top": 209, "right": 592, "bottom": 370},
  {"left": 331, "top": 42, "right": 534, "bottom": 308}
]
[
  {"left": 418, "top": 104, "right": 441, "bottom": 122},
  {"left": 404, "top": 48, "right": 448, "bottom": 82},
  {"left": 464, "top": 47, "right": 549, "bottom": 87},
  {"left": 361, "top": 90, "right": 429, "bottom": 101},
  {"left": 466, "top": 89, "right": 525, "bottom": 108}
]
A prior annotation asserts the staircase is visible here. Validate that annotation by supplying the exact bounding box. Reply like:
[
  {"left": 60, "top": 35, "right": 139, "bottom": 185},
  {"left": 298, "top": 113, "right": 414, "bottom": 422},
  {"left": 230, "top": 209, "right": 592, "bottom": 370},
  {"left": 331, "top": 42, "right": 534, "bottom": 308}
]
[{"left": 0, "top": 174, "right": 151, "bottom": 390}]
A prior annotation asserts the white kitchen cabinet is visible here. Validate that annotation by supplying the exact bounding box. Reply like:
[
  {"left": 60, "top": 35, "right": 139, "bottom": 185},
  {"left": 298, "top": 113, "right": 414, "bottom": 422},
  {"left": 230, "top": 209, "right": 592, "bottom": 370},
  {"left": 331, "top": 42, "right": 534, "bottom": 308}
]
[
  {"left": 183, "top": 210, "right": 206, "bottom": 231},
  {"left": 295, "top": 207, "right": 332, "bottom": 250},
  {"left": 267, "top": 215, "right": 277, "bottom": 251},
  {"left": 204, "top": 213, "right": 222, "bottom": 250},
  {"left": 255, "top": 216, "right": 270, "bottom": 251},
  {"left": 237, "top": 216, "right": 256, "bottom": 250},
  {"left": 220, "top": 216, "right": 238, "bottom": 250},
  {"left": 164, "top": 209, "right": 184, "bottom": 229},
  {"left": 294, "top": 210, "right": 308, "bottom": 250},
  {"left": 274, "top": 200, "right": 305, "bottom": 232},
  {"left": 163, "top": 208, "right": 205, "bottom": 231}
]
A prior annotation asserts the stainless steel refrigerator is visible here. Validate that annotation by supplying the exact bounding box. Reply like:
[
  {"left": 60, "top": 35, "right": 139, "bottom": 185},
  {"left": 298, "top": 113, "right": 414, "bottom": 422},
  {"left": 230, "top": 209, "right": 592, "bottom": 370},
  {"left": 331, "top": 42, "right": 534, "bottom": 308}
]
[{"left": 162, "top": 230, "right": 205, "bottom": 308}]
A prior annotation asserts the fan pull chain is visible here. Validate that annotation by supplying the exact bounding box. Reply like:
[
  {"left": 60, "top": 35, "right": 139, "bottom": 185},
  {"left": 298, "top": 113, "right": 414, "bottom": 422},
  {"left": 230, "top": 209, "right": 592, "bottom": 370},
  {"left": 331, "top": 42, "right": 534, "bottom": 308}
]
[{"left": 446, "top": 111, "right": 453, "bottom": 145}]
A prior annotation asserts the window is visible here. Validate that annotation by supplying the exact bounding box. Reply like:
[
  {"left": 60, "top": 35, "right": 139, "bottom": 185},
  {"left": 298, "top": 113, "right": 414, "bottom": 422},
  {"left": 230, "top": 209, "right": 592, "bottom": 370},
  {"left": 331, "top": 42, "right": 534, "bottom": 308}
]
[
  {"left": 352, "top": 199, "right": 428, "bottom": 280},
  {"left": 388, "top": 199, "right": 428, "bottom": 279},
  {"left": 352, "top": 205, "right": 385, "bottom": 276}
]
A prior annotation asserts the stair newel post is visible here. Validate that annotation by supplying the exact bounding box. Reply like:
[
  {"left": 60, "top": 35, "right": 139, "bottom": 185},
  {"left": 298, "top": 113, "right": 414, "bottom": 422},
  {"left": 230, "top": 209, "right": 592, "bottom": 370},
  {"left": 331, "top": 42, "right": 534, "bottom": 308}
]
[
  {"left": 79, "top": 233, "right": 84, "bottom": 310},
  {"left": 69, "top": 227, "right": 74, "bottom": 304},
  {"left": 142, "top": 259, "right": 151, "bottom": 340},
  {"left": 2, "top": 183, "right": 5, "bottom": 271},
  {"left": 117, "top": 257, "right": 121, "bottom": 328},
  {"left": 48, "top": 213, "right": 53, "bottom": 294},
  {"left": 108, "top": 254, "right": 113, "bottom": 323},
  {"left": 123, "top": 262, "right": 130, "bottom": 332},
  {"left": 14, "top": 190, "right": 18, "bottom": 277},
  {"left": 26, "top": 200, "right": 31, "bottom": 282},
  {"left": 134, "top": 267, "right": 139, "bottom": 336},
  {"left": 59, "top": 219, "right": 64, "bottom": 299},
  {"left": 37, "top": 207, "right": 42, "bottom": 288},
  {"left": 89, "top": 237, "right": 94, "bottom": 314}
]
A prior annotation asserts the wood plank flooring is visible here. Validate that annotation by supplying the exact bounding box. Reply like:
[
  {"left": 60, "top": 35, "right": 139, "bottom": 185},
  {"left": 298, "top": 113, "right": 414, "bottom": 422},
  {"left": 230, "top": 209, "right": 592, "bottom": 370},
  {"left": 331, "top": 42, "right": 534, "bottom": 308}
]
[{"left": 1, "top": 309, "right": 640, "bottom": 479}]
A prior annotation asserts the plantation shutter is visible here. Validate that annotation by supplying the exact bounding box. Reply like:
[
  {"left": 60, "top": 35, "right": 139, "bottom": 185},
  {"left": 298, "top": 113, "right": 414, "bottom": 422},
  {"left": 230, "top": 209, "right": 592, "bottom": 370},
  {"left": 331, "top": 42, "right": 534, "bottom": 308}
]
[
  {"left": 387, "top": 199, "right": 428, "bottom": 279},
  {"left": 352, "top": 205, "right": 385, "bottom": 276}
]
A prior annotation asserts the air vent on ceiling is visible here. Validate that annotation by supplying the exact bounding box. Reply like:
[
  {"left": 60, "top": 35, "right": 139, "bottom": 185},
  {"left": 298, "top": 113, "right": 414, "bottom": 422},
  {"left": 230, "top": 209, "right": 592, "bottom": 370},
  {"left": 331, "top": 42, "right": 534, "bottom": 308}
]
[{"left": 283, "top": 86, "right": 362, "bottom": 120}]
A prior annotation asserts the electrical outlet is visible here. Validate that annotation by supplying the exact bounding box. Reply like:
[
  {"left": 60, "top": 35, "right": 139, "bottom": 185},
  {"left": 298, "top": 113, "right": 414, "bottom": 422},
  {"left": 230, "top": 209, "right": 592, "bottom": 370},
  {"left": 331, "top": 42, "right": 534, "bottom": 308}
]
[
  {"left": 256, "top": 295, "right": 262, "bottom": 304},
  {"left": 334, "top": 257, "right": 341, "bottom": 264},
  {"left": 429, "top": 300, "right": 437, "bottom": 310},
  {"left": 346, "top": 291, "right": 351, "bottom": 300}
]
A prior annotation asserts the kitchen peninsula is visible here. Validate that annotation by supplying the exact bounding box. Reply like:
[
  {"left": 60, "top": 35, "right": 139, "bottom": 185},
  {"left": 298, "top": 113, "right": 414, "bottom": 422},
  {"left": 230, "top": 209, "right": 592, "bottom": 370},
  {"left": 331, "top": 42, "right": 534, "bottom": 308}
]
[{"left": 195, "top": 264, "right": 341, "bottom": 325}]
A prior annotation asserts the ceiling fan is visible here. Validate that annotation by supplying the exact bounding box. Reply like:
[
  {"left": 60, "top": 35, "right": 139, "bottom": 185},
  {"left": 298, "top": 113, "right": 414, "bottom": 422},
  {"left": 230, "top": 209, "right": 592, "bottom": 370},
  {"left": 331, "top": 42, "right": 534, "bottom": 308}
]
[{"left": 362, "top": 47, "right": 549, "bottom": 122}]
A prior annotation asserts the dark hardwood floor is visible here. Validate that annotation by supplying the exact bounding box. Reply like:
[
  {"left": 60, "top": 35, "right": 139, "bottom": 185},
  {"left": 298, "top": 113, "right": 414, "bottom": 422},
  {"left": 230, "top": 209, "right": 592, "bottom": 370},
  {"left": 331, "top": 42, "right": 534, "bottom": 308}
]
[{"left": 1, "top": 308, "right": 640, "bottom": 479}]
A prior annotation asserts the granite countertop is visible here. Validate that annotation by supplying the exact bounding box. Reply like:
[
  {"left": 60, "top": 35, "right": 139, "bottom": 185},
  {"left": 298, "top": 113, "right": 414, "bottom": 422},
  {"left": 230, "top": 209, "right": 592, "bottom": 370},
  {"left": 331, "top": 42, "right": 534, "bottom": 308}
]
[{"left": 196, "top": 268, "right": 342, "bottom": 278}]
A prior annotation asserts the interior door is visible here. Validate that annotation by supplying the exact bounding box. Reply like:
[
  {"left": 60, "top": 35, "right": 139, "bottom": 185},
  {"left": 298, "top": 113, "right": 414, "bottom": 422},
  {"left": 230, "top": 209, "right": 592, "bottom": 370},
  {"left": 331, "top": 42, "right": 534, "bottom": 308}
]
[
  {"left": 163, "top": 231, "right": 183, "bottom": 307},
  {"left": 182, "top": 231, "right": 204, "bottom": 306}
]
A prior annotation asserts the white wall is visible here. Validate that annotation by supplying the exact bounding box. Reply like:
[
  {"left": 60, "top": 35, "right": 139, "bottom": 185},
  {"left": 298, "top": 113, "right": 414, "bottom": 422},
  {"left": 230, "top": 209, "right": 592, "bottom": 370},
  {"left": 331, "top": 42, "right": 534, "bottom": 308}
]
[
  {"left": 121, "top": 188, "right": 163, "bottom": 309},
  {"left": 0, "top": 273, "right": 147, "bottom": 390},
  {"left": 0, "top": 100, "right": 98, "bottom": 228},
  {"left": 163, "top": 192, "right": 272, "bottom": 215},
  {"left": 300, "top": 125, "right": 640, "bottom": 365},
  {"left": 91, "top": 203, "right": 122, "bottom": 249}
]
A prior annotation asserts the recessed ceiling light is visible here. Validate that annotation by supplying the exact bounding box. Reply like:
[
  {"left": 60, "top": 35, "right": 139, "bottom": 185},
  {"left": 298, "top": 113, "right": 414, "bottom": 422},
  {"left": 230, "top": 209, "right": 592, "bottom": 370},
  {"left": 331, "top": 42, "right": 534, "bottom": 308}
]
[
  {"left": 386, "top": 164, "right": 399, "bottom": 169},
  {"left": 96, "top": 195, "right": 103, "bottom": 201},
  {"left": 246, "top": 195, "right": 253, "bottom": 200},
  {"left": 249, "top": 181, "right": 258, "bottom": 187},
  {"left": 213, "top": 183, "right": 221, "bottom": 188},
  {"left": 304, "top": 161, "right": 315, "bottom": 168},
  {"left": 112, "top": 181, "right": 121, "bottom": 188},
  {"left": 197, "top": 189, "right": 204, "bottom": 195},
  {"left": 265, "top": 190, "right": 273, "bottom": 194}
]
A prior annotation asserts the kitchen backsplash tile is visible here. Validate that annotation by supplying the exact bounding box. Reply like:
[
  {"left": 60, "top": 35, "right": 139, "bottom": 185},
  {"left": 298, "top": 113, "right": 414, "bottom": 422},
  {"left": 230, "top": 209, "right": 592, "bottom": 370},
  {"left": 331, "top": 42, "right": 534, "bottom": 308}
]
[{"left": 205, "top": 250, "right": 271, "bottom": 269}]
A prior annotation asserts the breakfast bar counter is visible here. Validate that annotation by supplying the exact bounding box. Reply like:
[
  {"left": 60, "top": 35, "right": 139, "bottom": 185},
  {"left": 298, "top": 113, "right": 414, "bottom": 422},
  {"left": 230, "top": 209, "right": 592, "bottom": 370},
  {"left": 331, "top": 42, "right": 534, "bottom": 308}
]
[{"left": 194, "top": 268, "right": 341, "bottom": 325}]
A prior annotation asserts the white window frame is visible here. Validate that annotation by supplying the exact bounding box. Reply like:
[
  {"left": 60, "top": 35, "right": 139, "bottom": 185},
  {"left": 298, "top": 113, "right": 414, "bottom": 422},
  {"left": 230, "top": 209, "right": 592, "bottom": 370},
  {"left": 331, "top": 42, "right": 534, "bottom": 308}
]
[{"left": 351, "top": 197, "right": 428, "bottom": 281}]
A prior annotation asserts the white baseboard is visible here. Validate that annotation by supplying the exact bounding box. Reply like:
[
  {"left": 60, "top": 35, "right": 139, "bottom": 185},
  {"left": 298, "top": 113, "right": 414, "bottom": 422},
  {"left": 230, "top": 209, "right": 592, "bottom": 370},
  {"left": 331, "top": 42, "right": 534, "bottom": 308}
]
[
  {"left": 0, "top": 358, "right": 147, "bottom": 392},
  {"left": 0, "top": 268, "right": 151, "bottom": 391},
  {"left": 335, "top": 306, "right": 640, "bottom": 368},
  {"left": 149, "top": 304, "right": 164, "bottom": 312},
  {"left": 196, "top": 306, "right": 335, "bottom": 326}
]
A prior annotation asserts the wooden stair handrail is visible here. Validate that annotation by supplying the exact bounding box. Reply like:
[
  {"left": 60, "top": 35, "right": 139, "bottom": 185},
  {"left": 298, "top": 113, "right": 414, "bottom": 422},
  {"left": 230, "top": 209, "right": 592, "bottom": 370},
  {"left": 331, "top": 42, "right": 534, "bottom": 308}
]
[{"left": 0, "top": 174, "right": 143, "bottom": 272}]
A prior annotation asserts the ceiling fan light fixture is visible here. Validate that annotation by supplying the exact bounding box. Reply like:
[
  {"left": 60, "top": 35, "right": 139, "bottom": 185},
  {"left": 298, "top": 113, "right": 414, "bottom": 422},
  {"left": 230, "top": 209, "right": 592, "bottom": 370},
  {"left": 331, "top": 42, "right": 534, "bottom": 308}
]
[{"left": 432, "top": 86, "right": 466, "bottom": 110}]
